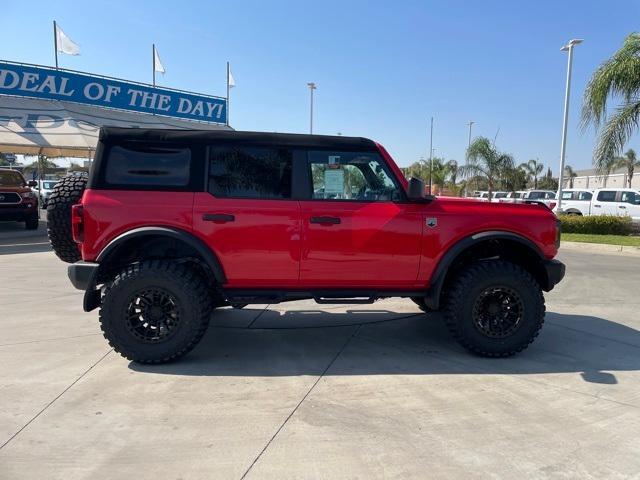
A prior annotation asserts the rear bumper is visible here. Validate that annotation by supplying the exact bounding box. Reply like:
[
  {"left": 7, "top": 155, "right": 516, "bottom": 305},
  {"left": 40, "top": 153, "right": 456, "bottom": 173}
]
[
  {"left": 543, "top": 259, "right": 565, "bottom": 291},
  {"left": 68, "top": 261, "right": 99, "bottom": 290}
]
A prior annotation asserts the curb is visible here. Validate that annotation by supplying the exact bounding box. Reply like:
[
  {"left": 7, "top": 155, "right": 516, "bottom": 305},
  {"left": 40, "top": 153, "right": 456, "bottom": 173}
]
[{"left": 560, "top": 241, "right": 640, "bottom": 256}]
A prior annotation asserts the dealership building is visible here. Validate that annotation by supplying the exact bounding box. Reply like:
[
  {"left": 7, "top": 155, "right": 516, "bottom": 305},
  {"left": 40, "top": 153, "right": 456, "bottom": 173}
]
[{"left": 563, "top": 166, "right": 640, "bottom": 190}]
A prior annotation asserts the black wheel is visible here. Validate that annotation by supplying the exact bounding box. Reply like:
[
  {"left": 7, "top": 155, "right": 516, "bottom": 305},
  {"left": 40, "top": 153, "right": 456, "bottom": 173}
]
[
  {"left": 47, "top": 172, "right": 88, "bottom": 263},
  {"left": 99, "top": 260, "right": 213, "bottom": 364},
  {"left": 25, "top": 214, "right": 39, "bottom": 230},
  {"left": 411, "top": 297, "right": 431, "bottom": 313},
  {"left": 444, "top": 260, "right": 545, "bottom": 357}
]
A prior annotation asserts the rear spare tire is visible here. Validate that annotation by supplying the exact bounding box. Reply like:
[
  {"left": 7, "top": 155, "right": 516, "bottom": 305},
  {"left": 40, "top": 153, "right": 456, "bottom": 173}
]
[{"left": 47, "top": 172, "right": 88, "bottom": 263}]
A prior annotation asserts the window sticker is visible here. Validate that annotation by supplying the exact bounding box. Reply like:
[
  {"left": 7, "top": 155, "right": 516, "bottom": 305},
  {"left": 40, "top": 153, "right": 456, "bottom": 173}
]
[{"left": 324, "top": 169, "right": 344, "bottom": 196}]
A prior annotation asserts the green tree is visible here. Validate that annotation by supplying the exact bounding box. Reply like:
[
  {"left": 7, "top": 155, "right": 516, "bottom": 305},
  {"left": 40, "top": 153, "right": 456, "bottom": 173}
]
[
  {"left": 582, "top": 33, "right": 640, "bottom": 170},
  {"left": 462, "top": 137, "right": 514, "bottom": 199},
  {"left": 23, "top": 157, "right": 59, "bottom": 177},
  {"left": 69, "top": 161, "right": 89, "bottom": 173},
  {"left": 519, "top": 159, "right": 544, "bottom": 189},
  {"left": 613, "top": 148, "right": 639, "bottom": 187},
  {"left": 501, "top": 166, "right": 527, "bottom": 192},
  {"left": 445, "top": 159, "right": 459, "bottom": 189},
  {"left": 564, "top": 165, "right": 578, "bottom": 188},
  {"left": 538, "top": 167, "right": 558, "bottom": 191},
  {"left": 0, "top": 153, "right": 9, "bottom": 167}
]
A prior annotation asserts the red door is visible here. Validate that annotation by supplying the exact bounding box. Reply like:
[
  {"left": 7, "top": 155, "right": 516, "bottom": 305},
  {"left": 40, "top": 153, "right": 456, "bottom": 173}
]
[
  {"left": 298, "top": 149, "right": 423, "bottom": 288},
  {"left": 192, "top": 144, "right": 301, "bottom": 288},
  {"left": 299, "top": 201, "right": 423, "bottom": 288},
  {"left": 192, "top": 195, "right": 301, "bottom": 287}
]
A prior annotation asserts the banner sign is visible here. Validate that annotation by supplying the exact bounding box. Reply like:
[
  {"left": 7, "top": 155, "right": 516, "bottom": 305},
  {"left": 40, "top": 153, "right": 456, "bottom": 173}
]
[{"left": 0, "top": 61, "right": 227, "bottom": 124}]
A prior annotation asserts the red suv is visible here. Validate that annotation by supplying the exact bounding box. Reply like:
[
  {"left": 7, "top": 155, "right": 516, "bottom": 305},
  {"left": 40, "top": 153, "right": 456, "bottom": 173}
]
[
  {"left": 47, "top": 128, "right": 564, "bottom": 364},
  {"left": 0, "top": 169, "right": 39, "bottom": 229}
]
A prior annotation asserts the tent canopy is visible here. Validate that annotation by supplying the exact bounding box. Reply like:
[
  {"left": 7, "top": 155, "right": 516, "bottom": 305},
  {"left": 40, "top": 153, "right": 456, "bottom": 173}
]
[{"left": 0, "top": 96, "right": 230, "bottom": 159}]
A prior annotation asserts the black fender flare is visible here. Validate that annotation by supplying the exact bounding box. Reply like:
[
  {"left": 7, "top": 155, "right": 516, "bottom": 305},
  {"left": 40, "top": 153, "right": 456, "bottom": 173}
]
[
  {"left": 81, "top": 226, "right": 226, "bottom": 312},
  {"left": 96, "top": 226, "right": 227, "bottom": 283},
  {"left": 423, "top": 231, "right": 545, "bottom": 310}
]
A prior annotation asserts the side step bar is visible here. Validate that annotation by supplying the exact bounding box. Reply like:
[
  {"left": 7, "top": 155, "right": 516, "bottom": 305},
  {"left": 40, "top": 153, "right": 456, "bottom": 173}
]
[
  {"left": 223, "top": 289, "right": 425, "bottom": 306},
  {"left": 314, "top": 296, "right": 376, "bottom": 304}
]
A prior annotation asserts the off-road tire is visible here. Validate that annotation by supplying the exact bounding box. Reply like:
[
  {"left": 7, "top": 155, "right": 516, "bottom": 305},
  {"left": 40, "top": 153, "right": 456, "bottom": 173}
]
[
  {"left": 25, "top": 213, "right": 39, "bottom": 230},
  {"left": 99, "top": 260, "right": 213, "bottom": 364},
  {"left": 444, "top": 260, "right": 545, "bottom": 357},
  {"left": 47, "top": 172, "right": 88, "bottom": 263}
]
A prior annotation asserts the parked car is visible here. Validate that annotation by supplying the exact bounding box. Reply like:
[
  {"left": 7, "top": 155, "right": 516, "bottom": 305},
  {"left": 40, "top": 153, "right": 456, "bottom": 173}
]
[
  {"left": 555, "top": 188, "right": 640, "bottom": 222},
  {"left": 0, "top": 169, "right": 39, "bottom": 229},
  {"left": 32, "top": 179, "right": 59, "bottom": 208},
  {"left": 554, "top": 188, "right": 594, "bottom": 216},
  {"left": 491, "top": 192, "right": 508, "bottom": 202},
  {"left": 46, "top": 128, "right": 565, "bottom": 364},
  {"left": 500, "top": 190, "right": 557, "bottom": 210}
]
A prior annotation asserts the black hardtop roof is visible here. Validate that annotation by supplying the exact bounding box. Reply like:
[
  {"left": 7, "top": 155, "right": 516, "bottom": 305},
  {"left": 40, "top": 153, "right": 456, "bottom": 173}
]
[{"left": 99, "top": 127, "right": 378, "bottom": 150}]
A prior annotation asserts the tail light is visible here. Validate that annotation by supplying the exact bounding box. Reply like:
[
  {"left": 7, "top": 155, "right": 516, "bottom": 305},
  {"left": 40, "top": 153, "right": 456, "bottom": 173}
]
[
  {"left": 549, "top": 202, "right": 557, "bottom": 210},
  {"left": 71, "top": 204, "right": 84, "bottom": 243}
]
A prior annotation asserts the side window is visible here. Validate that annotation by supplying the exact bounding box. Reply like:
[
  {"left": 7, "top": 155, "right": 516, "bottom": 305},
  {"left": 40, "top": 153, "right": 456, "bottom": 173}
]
[
  {"left": 208, "top": 146, "right": 292, "bottom": 199},
  {"left": 597, "top": 190, "right": 617, "bottom": 202},
  {"left": 104, "top": 145, "right": 191, "bottom": 187},
  {"left": 308, "top": 151, "right": 402, "bottom": 202},
  {"left": 621, "top": 191, "right": 640, "bottom": 205},
  {"left": 561, "top": 191, "right": 572, "bottom": 200},
  {"left": 578, "top": 191, "right": 592, "bottom": 201}
]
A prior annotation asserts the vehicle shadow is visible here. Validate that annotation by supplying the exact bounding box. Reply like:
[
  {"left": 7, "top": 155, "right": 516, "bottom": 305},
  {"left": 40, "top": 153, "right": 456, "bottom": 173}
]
[{"left": 129, "top": 309, "right": 640, "bottom": 384}]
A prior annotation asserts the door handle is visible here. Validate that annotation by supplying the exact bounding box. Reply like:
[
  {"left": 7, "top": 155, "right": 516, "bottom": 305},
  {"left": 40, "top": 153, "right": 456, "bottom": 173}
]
[
  {"left": 594, "top": 205, "right": 601, "bottom": 208},
  {"left": 310, "top": 216, "right": 341, "bottom": 225},
  {"left": 203, "top": 213, "right": 235, "bottom": 223},
  {"left": 619, "top": 205, "right": 627, "bottom": 209}
]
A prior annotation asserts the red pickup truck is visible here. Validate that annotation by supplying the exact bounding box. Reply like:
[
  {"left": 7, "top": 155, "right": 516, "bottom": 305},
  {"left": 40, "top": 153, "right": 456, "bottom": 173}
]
[
  {"left": 0, "top": 169, "right": 39, "bottom": 229},
  {"left": 47, "top": 128, "right": 564, "bottom": 364}
]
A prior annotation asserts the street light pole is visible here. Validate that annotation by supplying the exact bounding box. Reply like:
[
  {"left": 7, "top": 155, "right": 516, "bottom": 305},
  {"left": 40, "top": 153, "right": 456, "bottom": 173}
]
[
  {"left": 465, "top": 121, "right": 474, "bottom": 197},
  {"left": 428, "top": 117, "right": 434, "bottom": 194},
  {"left": 557, "top": 39, "right": 583, "bottom": 213},
  {"left": 467, "top": 121, "right": 474, "bottom": 149},
  {"left": 307, "top": 82, "right": 317, "bottom": 134}
]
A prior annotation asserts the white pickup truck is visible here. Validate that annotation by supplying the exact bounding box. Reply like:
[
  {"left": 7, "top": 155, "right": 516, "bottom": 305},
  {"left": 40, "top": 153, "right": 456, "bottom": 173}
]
[
  {"left": 498, "top": 190, "right": 557, "bottom": 209},
  {"left": 556, "top": 188, "right": 640, "bottom": 222}
]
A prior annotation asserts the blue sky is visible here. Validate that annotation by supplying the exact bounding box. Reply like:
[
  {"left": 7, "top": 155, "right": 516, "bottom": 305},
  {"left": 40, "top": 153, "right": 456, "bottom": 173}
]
[{"left": 2, "top": 0, "right": 639, "bottom": 171}]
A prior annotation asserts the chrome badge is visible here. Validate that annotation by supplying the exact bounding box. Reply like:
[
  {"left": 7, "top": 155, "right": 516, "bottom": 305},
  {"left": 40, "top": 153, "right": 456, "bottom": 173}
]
[{"left": 426, "top": 217, "right": 437, "bottom": 228}]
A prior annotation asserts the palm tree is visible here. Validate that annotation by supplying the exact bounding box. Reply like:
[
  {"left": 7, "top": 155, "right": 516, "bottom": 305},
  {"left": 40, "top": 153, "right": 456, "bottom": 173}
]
[
  {"left": 582, "top": 33, "right": 640, "bottom": 170},
  {"left": 462, "top": 137, "right": 514, "bottom": 199},
  {"left": 446, "top": 159, "right": 459, "bottom": 189},
  {"left": 613, "top": 148, "right": 639, "bottom": 187},
  {"left": 502, "top": 166, "right": 528, "bottom": 193},
  {"left": 519, "top": 159, "right": 544, "bottom": 189},
  {"left": 564, "top": 165, "right": 578, "bottom": 188}
]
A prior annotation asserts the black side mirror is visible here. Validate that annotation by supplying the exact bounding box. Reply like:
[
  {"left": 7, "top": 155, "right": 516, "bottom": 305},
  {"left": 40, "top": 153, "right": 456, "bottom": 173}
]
[
  {"left": 27, "top": 180, "right": 37, "bottom": 187},
  {"left": 407, "top": 177, "right": 425, "bottom": 200}
]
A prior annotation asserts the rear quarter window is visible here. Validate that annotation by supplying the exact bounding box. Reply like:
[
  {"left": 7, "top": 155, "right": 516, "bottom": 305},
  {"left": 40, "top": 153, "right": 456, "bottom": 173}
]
[
  {"left": 104, "top": 145, "right": 191, "bottom": 188},
  {"left": 597, "top": 191, "right": 617, "bottom": 202}
]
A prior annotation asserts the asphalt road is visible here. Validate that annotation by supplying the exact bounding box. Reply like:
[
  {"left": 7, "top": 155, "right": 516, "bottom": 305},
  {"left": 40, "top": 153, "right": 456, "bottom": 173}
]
[{"left": 0, "top": 232, "right": 639, "bottom": 479}]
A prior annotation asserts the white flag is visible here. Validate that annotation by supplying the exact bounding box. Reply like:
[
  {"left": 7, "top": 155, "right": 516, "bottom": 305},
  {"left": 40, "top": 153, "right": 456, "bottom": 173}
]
[
  {"left": 55, "top": 24, "right": 80, "bottom": 55},
  {"left": 228, "top": 66, "right": 235, "bottom": 88},
  {"left": 154, "top": 46, "right": 165, "bottom": 74}
]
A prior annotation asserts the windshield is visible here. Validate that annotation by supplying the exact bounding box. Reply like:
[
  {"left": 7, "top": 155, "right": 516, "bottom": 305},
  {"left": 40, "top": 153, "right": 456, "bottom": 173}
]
[{"left": 0, "top": 170, "right": 26, "bottom": 187}]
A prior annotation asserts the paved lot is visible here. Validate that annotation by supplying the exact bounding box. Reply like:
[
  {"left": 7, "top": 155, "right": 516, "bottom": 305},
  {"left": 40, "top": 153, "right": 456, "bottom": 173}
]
[{"left": 1, "top": 225, "right": 639, "bottom": 479}]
